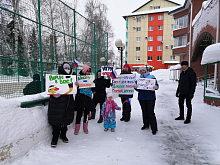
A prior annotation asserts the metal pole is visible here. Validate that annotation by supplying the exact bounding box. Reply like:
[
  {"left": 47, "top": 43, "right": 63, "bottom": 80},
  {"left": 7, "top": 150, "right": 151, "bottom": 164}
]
[
  {"left": 107, "top": 33, "right": 108, "bottom": 66},
  {"left": 17, "top": 44, "right": 19, "bottom": 82},
  {"left": 94, "top": 23, "right": 96, "bottom": 74},
  {"left": 121, "top": 47, "right": 123, "bottom": 72},
  {"left": 38, "top": 0, "right": 44, "bottom": 92},
  {"left": 73, "top": 9, "right": 77, "bottom": 75},
  {"left": 51, "top": 46, "right": 54, "bottom": 70}
]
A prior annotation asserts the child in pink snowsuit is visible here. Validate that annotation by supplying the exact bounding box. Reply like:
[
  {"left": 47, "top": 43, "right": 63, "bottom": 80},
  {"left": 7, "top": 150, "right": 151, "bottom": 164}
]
[{"left": 101, "top": 93, "right": 121, "bottom": 132}]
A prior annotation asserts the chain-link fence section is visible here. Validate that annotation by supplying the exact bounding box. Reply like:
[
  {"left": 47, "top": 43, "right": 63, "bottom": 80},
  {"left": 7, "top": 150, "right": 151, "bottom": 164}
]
[{"left": 0, "top": 0, "right": 108, "bottom": 99}]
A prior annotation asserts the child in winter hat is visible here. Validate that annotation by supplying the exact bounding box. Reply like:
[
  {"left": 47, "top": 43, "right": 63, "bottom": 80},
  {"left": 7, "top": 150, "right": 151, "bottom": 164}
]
[{"left": 101, "top": 92, "right": 121, "bottom": 132}]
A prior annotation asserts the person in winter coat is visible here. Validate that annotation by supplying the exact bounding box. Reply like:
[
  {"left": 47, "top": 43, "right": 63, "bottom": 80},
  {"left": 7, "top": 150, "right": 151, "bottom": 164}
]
[
  {"left": 134, "top": 66, "right": 159, "bottom": 135},
  {"left": 48, "top": 62, "right": 76, "bottom": 147},
  {"left": 91, "top": 69, "right": 111, "bottom": 123},
  {"left": 74, "top": 64, "right": 93, "bottom": 135},
  {"left": 23, "top": 73, "right": 44, "bottom": 95},
  {"left": 101, "top": 92, "right": 121, "bottom": 132},
  {"left": 175, "top": 60, "right": 196, "bottom": 124},
  {"left": 119, "top": 63, "right": 133, "bottom": 122}
]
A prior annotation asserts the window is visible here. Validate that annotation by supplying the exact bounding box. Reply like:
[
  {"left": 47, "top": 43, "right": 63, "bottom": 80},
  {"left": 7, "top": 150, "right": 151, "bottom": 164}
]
[
  {"left": 170, "top": 55, "right": 175, "bottom": 60},
  {"left": 158, "top": 25, "right": 163, "bottom": 30},
  {"left": 154, "top": 6, "right": 160, "bottom": 9},
  {"left": 171, "top": 24, "right": 174, "bottom": 29},
  {"left": 149, "top": 16, "right": 154, "bottom": 21},
  {"left": 148, "top": 56, "right": 152, "bottom": 61},
  {"left": 158, "top": 36, "right": 163, "bottom": 41},
  {"left": 171, "top": 35, "right": 174, "bottom": 40},
  {"left": 174, "top": 34, "right": 187, "bottom": 47},
  {"left": 136, "top": 47, "right": 140, "bottom": 51},
  {"left": 157, "top": 46, "right": 162, "bottom": 51},
  {"left": 149, "top": 26, "right": 153, "bottom": 31},
  {"left": 148, "top": 46, "right": 153, "bottom": 51},
  {"left": 174, "top": 15, "right": 188, "bottom": 30},
  {"left": 137, "top": 27, "right": 141, "bottom": 32},
  {"left": 136, "top": 37, "right": 141, "bottom": 42},
  {"left": 171, "top": 45, "right": 174, "bottom": 50},
  {"left": 148, "top": 36, "right": 153, "bottom": 41},
  {"left": 157, "top": 56, "right": 162, "bottom": 61},
  {"left": 158, "top": 15, "right": 163, "bottom": 20},
  {"left": 137, "top": 17, "right": 141, "bottom": 22},
  {"left": 136, "top": 56, "right": 140, "bottom": 61}
]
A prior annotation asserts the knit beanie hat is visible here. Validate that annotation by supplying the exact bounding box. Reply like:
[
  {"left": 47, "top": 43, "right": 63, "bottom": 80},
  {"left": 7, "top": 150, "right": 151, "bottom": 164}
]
[
  {"left": 106, "top": 92, "right": 113, "bottom": 98},
  {"left": 63, "top": 63, "right": 70, "bottom": 69},
  {"left": 82, "top": 64, "right": 91, "bottom": 74},
  {"left": 181, "top": 60, "right": 188, "bottom": 66},
  {"left": 123, "top": 64, "right": 130, "bottom": 68},
  {"left": 139, "top": 66, "right": 147, "bottom": 72}
]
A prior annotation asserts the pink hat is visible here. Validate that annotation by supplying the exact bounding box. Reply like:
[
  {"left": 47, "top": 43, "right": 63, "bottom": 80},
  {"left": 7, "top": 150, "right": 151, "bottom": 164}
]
[{"left": 82, "top": 65, "right": 91, "bottom": 74}]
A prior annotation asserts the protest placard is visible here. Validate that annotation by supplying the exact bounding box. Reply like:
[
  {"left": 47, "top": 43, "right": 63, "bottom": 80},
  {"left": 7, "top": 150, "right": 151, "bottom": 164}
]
[
  {"left": 112, "top": 74, "right": 136, "bottom": 94},
  {"left": 101, "top": 66, "right": 117, "bottom": 79},
  {"left": 77, "top": 75, "right": 95, "bottom": 88},
  {"left": 46, "top": 74, "right": 77, "bottom": 95},
  {"left": 137, "top": 78, "right": 156, "bottom": 91}
]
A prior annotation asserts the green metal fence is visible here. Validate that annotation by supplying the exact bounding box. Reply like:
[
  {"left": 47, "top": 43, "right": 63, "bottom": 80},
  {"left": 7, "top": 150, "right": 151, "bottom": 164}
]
[{"left": 0, "top": 0, "right": 108, "bottom": 99}]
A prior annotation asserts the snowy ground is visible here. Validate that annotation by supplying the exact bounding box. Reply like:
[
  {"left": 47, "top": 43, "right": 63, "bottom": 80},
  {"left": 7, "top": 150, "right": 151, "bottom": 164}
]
[{"left": 3, "top": 69, "right": 220, "bottom": 165}]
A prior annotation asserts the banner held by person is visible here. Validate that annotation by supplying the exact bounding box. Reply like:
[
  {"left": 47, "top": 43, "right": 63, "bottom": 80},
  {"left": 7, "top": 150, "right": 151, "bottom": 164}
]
[
  {"left": 77, "top": 75, "right": 95, "bottom": 88},
  {"left": 137, "top": 78, "right": 156, "bottom": 91},
  {"left": 112, "top": 74, "right": 136, "bottom": 94},
  {"left": 46, "top": 74, "right": 77, "bottom": 95},
  {"left": 101, "top": 66, "right": 117, "bottom": 79}
]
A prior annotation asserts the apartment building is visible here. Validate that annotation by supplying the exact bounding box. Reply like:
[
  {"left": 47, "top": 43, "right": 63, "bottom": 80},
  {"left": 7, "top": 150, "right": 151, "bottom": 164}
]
[{"left": 123, "top": 0, "right": 181, "bottom": 70}]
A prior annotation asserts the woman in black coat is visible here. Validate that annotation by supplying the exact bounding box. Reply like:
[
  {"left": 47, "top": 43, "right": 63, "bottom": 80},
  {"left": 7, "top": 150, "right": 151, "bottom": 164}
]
[
  {"left": 91, "top": 69, "right": 111, "bottom": 123},
  {"left": 48, "top": 62, "right": 75, "bottom": 147}
]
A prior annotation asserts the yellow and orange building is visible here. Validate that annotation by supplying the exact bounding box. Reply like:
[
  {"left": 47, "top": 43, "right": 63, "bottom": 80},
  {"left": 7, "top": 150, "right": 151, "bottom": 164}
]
[{"left": 123, "top": 0, "right": 181, "bottom": 70}]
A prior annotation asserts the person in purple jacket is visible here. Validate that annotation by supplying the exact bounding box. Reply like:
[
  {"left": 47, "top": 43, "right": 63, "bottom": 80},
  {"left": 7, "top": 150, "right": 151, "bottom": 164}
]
[{"left": 134, "top": 66, "right": 159, "bottom": 135}]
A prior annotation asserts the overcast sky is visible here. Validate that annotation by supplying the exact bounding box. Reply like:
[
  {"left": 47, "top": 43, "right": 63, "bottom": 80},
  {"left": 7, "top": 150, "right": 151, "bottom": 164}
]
[{"left": 65, "top": 0, "right": 185, "bottom": 52}]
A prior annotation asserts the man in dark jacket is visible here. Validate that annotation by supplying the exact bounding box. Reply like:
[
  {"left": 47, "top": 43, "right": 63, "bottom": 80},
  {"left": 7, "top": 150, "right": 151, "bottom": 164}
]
[
  {"left": 119, "top": 64, "right": 133, "bottom": 122},
  {"left": 175, "top": 60, "right": 196, "bottom": 124},
  {"left": 91, "top": 69, "right": 111, "bottom": 123},
  {"left": 48, "top": 62, "right": 76, "bottom": 147},
  {"left": 23, "top": 73, "right": 44, "bottom": 95}
]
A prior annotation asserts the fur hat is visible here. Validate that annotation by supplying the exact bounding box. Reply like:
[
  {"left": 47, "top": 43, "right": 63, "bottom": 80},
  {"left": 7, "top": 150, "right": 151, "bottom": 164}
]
[
  {"left": 181, "top": 60, "right": 188, "bottom": 66},
  {"left": 139, "top": 66, "right": 147, "bottom": 72},
  {"left": 123, "top": 64, "right": 130, "bottom": 68},
  {"left": 106, "top": 92, "right": 113, "bottom": 98},
  {"left": 82, "top": 65, "right": 91, "bottom": 74}
]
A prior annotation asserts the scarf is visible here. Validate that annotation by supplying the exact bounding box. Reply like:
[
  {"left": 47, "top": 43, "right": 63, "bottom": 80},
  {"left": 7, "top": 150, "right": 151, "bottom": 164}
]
[
  {"left": 80, "top": 88, "right": 92, "bottom": 98},
  {"left": 105, "top": 100, "right": 115, "bottom": 116}
]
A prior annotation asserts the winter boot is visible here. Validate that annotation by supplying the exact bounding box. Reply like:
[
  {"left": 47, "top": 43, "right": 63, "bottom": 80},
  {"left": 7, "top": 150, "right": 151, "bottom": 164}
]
[
  {"left": 60, "top": 126, "right": 68, "bottom": 143},
  {"left": 175, "top": 116, "right": 184, "bottom": 120},
  {"left": 83, "top": 122, "right": 88, "bottom": 134},
  {"left": 51, "top": 126, "right": 61, "bottom": 147},
  {"left": 74, "top": 124, "right": 80, "bottom": 135},
  {"left": 90, "top": 111, "right": 96, "bottom": 119},
  {"left": 97, "top": 116, "right": 103, "bottom": 123}
]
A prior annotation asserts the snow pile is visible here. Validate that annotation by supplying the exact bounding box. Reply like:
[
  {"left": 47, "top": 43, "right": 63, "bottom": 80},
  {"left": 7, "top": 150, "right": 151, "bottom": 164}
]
[
  {"left": 0, "top": 95, "right": 49, "bottom": 148},
  {"left": 201, "top": 43, "right": 220, "bottom": 65},
  {"left": 169, "top": 64, "right": 181, "bottom": 70}
]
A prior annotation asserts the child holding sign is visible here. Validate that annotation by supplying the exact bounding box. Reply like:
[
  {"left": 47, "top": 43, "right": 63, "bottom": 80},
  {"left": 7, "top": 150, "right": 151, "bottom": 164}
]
[
  {"left": 101, "top": 92, "right": 121, "bottom": 132},
  {"left": 48, "top": 62, "right": 76, "bottom": 147}
]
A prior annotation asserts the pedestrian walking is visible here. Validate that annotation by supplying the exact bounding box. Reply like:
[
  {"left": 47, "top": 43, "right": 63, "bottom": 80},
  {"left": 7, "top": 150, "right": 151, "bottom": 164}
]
[
  {"left": 135, "top": 66, "right": 159, "bottom": 135},
  {"left": 48, "top": 62, "right": 76, "bottom": 147},
  {"left": 175, "top": 60, "right": 197, "bottom": 124},
  {"left": 91, "top": 69, "right": 111, "bottom": 123},
  {"left": 119, "top": 64, "right": 133, "bottom": 122},
  {"left": 101, "top": 92, "right": 121, "bottom": 132}
]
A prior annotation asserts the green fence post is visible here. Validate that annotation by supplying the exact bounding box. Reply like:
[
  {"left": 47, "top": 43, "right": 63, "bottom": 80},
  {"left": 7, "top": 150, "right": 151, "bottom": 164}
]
[
  {"left": 38, "top": 0, "right": 44, "bottom": 92},
  {"left": 17, "top": 44, "right": 19, "bottom": 82},
  {"left": 74, "top": 9, "right": 77, "bottom": 75},
  {"left": 94, "top": 23, "right": 96, "bottom": 75},
  {"left": 204, "top": 64, "right": 207, "bottom": 98},
  {"left": 107, "top": 32, "right": 108, "bottom": 66},
  {"left": 51, "top": 46, "right": 54, "bottom": 70}
]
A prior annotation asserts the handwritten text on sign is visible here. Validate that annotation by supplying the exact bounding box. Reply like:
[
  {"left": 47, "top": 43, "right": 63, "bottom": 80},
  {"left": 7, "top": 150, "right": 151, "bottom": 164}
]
[
  {"left": 46, "top": 74, "right": 77, "bottom": 95},
  {"left": 77, "top": 75, "right": 95, "bottom": 88},
  {"left": 101, "top": 66, "right": 113, "bottom": 76},
  {"left": 137, "top": 78, "right": 156, "bottom": 91},
  {"left": 112, "top": 74, "right": 136, "bottom": 94}
]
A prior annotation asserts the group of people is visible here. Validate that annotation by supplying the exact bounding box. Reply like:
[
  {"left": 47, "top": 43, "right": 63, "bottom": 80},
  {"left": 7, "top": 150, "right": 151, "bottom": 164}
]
[{"left": 47, "top": 60, "right": 196, "bottom": 148}]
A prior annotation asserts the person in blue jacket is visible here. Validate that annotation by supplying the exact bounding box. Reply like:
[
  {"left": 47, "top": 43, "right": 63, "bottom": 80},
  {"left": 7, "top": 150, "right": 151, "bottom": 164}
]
[{"left": 134, "top": 66, "right": 159, "bottom": 135}]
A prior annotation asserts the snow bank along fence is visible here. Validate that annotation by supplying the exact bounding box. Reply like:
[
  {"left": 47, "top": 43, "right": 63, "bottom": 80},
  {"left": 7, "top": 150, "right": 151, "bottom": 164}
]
[{"left": 0, "top": 0, "right": 108, "bottom": 99}]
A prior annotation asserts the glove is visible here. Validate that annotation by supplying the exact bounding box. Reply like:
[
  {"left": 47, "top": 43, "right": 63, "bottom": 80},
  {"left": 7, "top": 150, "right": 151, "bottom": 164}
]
[
  {"left": 102, "top": 115, "right": 105, "bottom": 118},
  {"left": 53, "top": 93, "right": 60, "bottom": 98},
  {"left": 118, "top": 107, "right": 121, "bottom": 110},
  {"left": 75, "top": 82, "right": 79, "bottom": 87},
  {"left": 176, "top": 92, "right": 179, "bottom": 98},
  {"left": 189, "top": 93, "right": 194, "bottom": 99},
  {"left": 110, "top": 83, "right": 113, "bottom": 87},
  {"left": 153, "top": 85, "right": 158, "bottom": 90},
  {"left": 134, "top": 84, "right": 138, "bottom": 89}
]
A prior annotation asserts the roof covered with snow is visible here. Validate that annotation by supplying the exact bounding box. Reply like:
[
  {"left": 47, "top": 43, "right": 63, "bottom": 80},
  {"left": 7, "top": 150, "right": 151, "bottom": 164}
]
[
  {"left": 164, "top": 61, "right": 179, "bottom": 64},
  {"left": 201, "top": 43, "right": 220, "bottom": 65},
  {"left": 123, "top": 6, "right": 180, "bottom": 19}
]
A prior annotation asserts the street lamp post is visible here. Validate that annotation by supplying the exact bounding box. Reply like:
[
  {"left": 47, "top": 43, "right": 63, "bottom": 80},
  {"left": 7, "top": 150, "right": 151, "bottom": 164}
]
[{"left": 115, "top": 39, "right": 125, "bottom": 71}]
